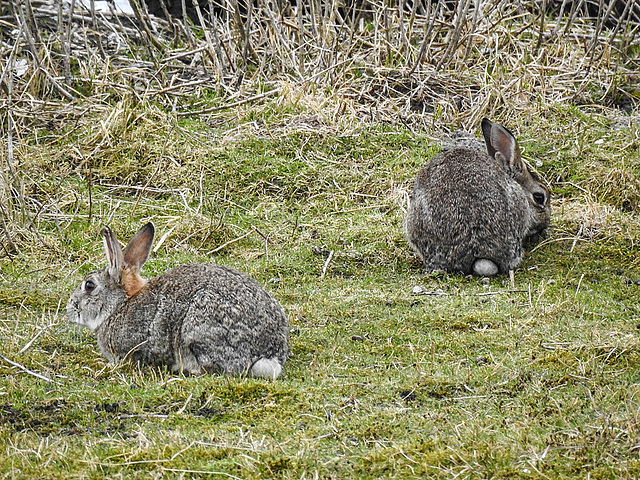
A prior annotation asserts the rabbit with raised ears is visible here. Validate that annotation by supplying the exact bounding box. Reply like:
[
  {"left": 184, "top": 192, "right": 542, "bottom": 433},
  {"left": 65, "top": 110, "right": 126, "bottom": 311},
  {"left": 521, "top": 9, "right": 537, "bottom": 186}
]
[
  {"left": 66, "top": 222, "right": 289, "bottom": 379},
  {"left": 404, "top": 118, "right": 551, "bottom": 276}
]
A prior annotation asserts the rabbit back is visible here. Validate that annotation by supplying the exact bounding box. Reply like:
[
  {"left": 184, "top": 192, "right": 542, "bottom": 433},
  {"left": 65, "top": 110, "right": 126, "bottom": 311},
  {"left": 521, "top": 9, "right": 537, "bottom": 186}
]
[
  {"left": 405, "top": 148, "right": 535, "bottom": 275},
  {"left": 96, "top": 262, "right": 289, "bottom": 377}
]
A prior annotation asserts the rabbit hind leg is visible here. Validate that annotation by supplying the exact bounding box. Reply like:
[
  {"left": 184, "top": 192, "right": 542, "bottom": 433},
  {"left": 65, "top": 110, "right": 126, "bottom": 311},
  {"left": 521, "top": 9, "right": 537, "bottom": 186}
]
[{"left": 174, "top": 343, "right": 223, "bottom": 375}]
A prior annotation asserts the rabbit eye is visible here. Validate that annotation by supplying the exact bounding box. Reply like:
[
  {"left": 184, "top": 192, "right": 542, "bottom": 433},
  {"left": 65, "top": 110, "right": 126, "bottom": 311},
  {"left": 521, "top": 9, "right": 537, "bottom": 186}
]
[
  {"left": 84, "top": 280, "right": 96, "bottom": 292},
  {"left": 533, "top": 192, "right": 546, "bottom": 205}
]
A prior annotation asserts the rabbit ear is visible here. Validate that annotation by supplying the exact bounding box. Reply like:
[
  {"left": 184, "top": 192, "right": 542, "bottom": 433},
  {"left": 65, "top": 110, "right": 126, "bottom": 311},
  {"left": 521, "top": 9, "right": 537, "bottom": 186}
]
[
  {"left": 119, "top": 222, "right": 154, "bottom": 297},
  {"left": 102, "top": 226, "right": 125, "bottom": 282},
  {"left": 481, "top": 118, "right": 524, "bottom": 176},
  {"left": 123, "top": 222, "right": 155, "bottom": 271}
]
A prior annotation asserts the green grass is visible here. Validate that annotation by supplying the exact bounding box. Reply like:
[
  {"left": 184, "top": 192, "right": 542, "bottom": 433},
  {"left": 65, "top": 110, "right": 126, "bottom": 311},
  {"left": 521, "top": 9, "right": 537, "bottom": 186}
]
[{"left": 1, "top": 101, "right": 640, "bottom": 479}]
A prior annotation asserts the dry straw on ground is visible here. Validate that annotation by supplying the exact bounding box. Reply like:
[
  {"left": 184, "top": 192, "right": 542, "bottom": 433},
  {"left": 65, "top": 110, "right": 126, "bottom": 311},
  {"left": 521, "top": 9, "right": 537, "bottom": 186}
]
[{"left": 2, "top": 0, "right": 638, "bottom": 126}]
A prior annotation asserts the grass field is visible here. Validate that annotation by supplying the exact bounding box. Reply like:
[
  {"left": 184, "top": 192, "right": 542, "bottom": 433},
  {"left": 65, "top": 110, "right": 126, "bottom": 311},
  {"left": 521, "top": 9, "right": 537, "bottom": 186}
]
[{"left": 2, "top": 1, "right": 640, "bottom": 478}]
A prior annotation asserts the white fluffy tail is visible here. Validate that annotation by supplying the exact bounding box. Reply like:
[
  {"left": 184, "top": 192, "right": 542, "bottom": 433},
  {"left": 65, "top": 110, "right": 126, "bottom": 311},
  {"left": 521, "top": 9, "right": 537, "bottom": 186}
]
[
  {"left": 250, "top": 358, "right": 283, "bottom": 380},
  {"left": 473, "top": 258, "right": 499, "bottom": 276}
]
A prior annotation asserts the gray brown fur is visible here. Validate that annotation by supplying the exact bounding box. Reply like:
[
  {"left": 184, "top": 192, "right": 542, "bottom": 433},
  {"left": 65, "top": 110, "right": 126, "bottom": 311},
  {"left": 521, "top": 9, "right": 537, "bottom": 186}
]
[
  {"left": 404, "top": 118, "right": 551, "bottom": 276},
  {"left": 441, "top": 130, "right": 485, "bottom": 153},
  {"left": 66, "top": 223, "right": 289, "bottom": 378}
]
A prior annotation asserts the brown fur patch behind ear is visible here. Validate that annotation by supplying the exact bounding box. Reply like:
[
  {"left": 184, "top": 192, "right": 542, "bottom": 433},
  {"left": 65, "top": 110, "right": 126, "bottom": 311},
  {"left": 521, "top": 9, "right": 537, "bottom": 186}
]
[{"left": 121, "top": 267, "right": 147, "bottom": 297}]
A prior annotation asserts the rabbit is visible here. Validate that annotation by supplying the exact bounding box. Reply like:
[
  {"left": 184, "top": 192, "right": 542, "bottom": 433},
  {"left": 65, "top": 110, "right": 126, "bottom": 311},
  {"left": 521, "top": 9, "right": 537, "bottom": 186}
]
[
  {"left": 404, "top": 118, "right": 551, "bottom": 276},
  {"left": 66, "top": 222, "right": 289, "bottom": 379}
]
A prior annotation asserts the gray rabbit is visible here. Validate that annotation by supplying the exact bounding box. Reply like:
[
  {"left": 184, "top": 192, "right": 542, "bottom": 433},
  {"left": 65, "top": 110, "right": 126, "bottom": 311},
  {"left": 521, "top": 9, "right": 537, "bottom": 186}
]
[
  {"left": 405, "top": 118, "right": 551, "bottom": 276},
  {"left": 67, "top": 222, "right": 289, "bottom": 379}
]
